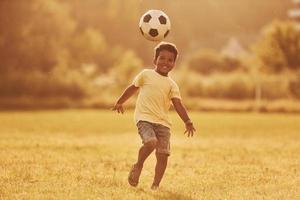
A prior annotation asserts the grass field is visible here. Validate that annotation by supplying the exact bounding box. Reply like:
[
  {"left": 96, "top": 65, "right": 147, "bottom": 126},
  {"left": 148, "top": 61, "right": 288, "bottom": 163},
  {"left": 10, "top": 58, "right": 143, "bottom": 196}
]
[{"left": 0, "top": 110, "right": 300, "bottom": 200}]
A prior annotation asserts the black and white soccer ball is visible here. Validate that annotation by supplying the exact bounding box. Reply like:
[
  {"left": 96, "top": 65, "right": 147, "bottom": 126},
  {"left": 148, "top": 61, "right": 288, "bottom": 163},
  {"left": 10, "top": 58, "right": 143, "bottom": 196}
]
[{"left": 139, "top": 10, "right": 171, "bottom": 42}]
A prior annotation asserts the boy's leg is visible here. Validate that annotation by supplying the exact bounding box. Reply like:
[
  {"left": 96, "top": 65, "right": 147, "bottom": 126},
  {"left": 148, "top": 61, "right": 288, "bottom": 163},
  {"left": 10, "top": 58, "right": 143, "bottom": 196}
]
[
  {"left": 128, "top": 121, "right": 157, "bottom": 187},
  {"left": 136, "top": 140, "right": 157, "bottom": 168},
  {"left": 135, "top": 121, "right": 158, "bottom": 167},
  {"left": 152, "top": 153, "right": 168, "bottom": 188},
  {"left": 128, "top": 140, "right": 157, "bottom": 187},
  {"left": 151, "top": 123, "right": 170, "bottom": 189}
]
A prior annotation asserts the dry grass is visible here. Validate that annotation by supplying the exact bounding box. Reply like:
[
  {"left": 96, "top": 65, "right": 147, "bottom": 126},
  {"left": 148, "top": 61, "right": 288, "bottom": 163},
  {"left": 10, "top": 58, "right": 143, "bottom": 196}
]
[{"left": 0, "top": 110, "right": 300, "bottom": 200}]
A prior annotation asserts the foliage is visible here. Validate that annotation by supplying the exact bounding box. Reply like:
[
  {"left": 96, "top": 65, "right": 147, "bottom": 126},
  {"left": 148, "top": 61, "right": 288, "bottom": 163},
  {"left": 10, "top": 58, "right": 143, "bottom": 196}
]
[
  {"left": 0, "top": 1, "right": 299, "bottom": 109},
  {"left": 181, "top": 72, "right": 255, "bottom": 100},
  {"left": 178, "top": 70, "right": 297, "bottom": 100},
  {"left": 69, "top": 28, "right": 109, "bottom": 72},
  {"left": 0, "top": 0, "right": 76, "bottom": 73},
  {"left": 0, "top": 70, "right": 87, "bottom": 99},
  {"left": 187, "top": 49, "right": 246, "bottom": 75},
  {"left": 110, "top": 50, "right": 143, "bottom": 89},
  {"left": 0, "top": 0, "right": 111, "bottom": 100},
  {"left": 289, "top": 76, "right": 300, "bottom": 99},
  {"left": 253, "top": 20, "right": 300, "bottom": 72}
]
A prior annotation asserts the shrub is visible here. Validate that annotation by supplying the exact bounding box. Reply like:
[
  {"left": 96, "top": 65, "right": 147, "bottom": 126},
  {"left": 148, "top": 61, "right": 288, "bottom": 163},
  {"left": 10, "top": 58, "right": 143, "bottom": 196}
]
[
  {"left": 0, "top": 70, "right": 87, "bottom": 99},
  {"left": 187, "top": 49, "right": 246, "bottom": 75},
  {"left": 289, "top": 77, "right": 300, "bottom": 99},
  {"left": 180, "top": 72, "right": 255, "bottom": 100},
  {"left": 187, "top": 49, "right": 224, "bottom": 75}
]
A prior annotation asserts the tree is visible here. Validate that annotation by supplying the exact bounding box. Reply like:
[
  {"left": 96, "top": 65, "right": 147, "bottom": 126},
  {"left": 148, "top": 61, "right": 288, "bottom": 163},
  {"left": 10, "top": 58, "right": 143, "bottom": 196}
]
[
  {"left": 0, "top": 0, "right": 88, "bottom": 100},
  {"left": 0, "top": 0, "right": 76, "bottom": 73},
  {"left": 253, "top": 20, "right": 300, "bottom": 73},
  {"left": 69, "top": 28, "right": 110, "bottom": 73},
  {"left": 111, "top": 49, "right": 143, "bottom": 89}
]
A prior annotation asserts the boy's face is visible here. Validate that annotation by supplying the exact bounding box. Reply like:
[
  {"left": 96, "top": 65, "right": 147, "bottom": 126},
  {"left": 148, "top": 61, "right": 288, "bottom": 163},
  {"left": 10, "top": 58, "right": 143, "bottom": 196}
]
[{"left": 153, "top": 50, "right": 176, "bottom": 76}]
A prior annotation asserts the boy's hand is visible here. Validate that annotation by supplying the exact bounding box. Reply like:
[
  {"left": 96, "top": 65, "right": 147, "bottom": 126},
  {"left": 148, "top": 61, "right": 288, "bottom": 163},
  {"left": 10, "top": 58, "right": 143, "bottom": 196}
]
[
  {"left": 184, "top": 121, "right": 196, "bottom": 137},
  {"left": 112, "top": 103, "right": 124, "bottom": 114},
  {"left": 171, "top": 98, "right": 196, "bottom": 137}
]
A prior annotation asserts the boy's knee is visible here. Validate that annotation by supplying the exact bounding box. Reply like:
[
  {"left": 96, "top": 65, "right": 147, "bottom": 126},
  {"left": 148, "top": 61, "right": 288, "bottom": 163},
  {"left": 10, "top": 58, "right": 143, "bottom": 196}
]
[{"left": 144, "top": 140, "right": 157, "bottom": 149}]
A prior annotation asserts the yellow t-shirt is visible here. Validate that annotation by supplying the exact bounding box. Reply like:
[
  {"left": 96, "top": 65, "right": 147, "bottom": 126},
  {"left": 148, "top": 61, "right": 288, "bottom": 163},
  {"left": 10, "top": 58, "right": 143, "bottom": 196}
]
[{"left": 132, "top": 69, "right": 181, "bottom": 128}]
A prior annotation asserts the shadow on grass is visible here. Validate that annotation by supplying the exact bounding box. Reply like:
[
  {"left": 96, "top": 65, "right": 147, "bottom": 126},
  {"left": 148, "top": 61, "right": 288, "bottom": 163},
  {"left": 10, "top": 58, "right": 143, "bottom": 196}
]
[
  {"left": 151, "top": 189, "right": 197, "bottom": 200},
  {"left": 132, "top": 187, "right": 196, "bottom": 200},
  {"left": 102, "top": 177, "right": 197, "bottom": 200}
]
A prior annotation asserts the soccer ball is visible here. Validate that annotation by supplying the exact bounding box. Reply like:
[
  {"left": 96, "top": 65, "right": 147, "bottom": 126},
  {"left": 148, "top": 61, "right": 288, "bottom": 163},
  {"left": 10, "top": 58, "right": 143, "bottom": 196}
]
[{"left": 139, "top": 10, "right": 171, "bottom": 42}]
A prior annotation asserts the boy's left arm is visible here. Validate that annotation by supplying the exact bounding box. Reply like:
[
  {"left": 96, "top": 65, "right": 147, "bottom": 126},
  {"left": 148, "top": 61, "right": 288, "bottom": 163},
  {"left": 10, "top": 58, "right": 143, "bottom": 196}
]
[{"left": 171, "top": 98, "right": 196, "bottom": 137}]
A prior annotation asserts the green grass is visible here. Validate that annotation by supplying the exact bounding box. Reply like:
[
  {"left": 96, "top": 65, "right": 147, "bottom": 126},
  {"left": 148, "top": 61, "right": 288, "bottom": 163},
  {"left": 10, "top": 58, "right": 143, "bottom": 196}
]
[{"left": 0, "top": 110, "right": 300, "bottom": 199}]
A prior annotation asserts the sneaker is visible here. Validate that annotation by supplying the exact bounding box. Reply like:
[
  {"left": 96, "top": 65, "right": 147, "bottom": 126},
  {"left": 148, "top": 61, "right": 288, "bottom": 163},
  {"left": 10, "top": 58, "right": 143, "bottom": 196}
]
[{"left": 128, "top": 164, "right": 142, "bottom": 187}]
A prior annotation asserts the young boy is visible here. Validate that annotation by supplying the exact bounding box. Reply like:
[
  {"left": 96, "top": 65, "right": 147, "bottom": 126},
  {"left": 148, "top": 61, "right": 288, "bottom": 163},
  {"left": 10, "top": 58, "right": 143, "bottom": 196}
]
[{"left": 112, "top": 42, "right": 196, "bottom": 190}]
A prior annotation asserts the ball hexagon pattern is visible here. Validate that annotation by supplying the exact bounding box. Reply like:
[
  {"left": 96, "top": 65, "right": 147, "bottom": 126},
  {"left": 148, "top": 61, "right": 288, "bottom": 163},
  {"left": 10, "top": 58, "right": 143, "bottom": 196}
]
[{"left": 139, "top": 10, "right": 171, "bottom": 41}]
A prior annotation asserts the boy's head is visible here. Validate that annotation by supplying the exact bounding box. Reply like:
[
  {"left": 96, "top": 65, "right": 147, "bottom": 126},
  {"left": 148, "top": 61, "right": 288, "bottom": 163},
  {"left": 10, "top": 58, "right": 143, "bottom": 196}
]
[
  {"left": 153, "top": 42, "right": 178, "bottom": 76},
  {"left": 154, "top": 42, "right": 178, "bottom": 61}
]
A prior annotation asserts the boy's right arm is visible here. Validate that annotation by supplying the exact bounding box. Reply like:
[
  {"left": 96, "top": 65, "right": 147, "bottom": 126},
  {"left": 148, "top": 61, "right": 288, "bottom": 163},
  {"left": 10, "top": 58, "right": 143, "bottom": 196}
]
[{"left": 112, "top": 84, "right": 139, "bottom": 114}]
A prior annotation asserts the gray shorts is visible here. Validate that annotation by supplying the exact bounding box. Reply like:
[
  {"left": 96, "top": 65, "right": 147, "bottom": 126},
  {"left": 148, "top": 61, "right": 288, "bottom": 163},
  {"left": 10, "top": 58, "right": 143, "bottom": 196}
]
[{"left": 137, "top": 121, "right": 171, "bottom": 156}]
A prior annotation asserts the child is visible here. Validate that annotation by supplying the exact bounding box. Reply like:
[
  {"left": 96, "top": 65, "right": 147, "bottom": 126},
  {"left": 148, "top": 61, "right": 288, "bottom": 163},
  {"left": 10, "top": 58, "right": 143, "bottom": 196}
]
[{"left": 112, "top": 42, "right": 196, "bottom": 190}]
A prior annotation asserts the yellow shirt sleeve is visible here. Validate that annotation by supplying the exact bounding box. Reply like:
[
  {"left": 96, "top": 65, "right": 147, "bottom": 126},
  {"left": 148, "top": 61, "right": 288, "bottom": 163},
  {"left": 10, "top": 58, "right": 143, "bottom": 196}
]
[
  {"left": 169, "top": 81, "right": 181, "bottom": 99},
  {"left": 132, "top": 70, "right": 145, "bottom": 87}
]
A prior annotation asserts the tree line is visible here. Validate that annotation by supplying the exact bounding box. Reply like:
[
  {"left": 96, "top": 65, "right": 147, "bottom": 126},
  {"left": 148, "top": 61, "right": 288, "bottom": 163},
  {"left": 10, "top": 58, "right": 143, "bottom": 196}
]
[{"left": 0, "top": 0, "right": 299, "bottom": 109}]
